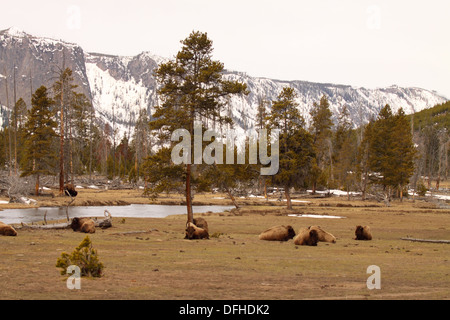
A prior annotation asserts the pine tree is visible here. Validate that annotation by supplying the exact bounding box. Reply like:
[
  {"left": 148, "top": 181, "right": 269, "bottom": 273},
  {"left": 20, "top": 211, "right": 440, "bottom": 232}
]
[
  {"left": 70, "top": 92, "right": 95, "bottom": 176},
  {"left": 266, "top": 87, "right": 315, "bottom": 209},
  {"left": 391, "top": 108, "right": 416, "bottom": 200},
  {"left": 367, "top": 105, "right": 416, "bottom": 201},
  {"left": 142, "top": 147, "right": 185, "bottom": 200},
  {"left": 147, "top": 31, "right": 248, "bottom": 223},
  {"left": 309, "top": 95, "right": 333, "bottom": 192},
  {"left": 333, "top": 105, "right": 358, "bottom": 199},
  {"left": 20, "top": 86, "right": 58, "bottom": 195},
  {"left": 53, "top": 68, "right": 94, "bottom": 183},
  {"left": 357, "top": 119, "right": 374, "bottom": 200},
  {"left": 132, "top": 108, "right": 152, "bottom": 183}
]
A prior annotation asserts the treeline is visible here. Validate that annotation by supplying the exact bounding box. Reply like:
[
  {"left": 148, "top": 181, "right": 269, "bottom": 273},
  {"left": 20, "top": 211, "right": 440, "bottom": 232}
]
[{"left": 0, "top": 31, "right": 448, "bottom": 208}]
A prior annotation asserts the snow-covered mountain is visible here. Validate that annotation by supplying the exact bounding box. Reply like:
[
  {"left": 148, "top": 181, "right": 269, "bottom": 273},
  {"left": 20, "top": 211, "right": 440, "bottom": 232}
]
[{"left": 0, "top": 27, "right": 447, "bottom": 137}]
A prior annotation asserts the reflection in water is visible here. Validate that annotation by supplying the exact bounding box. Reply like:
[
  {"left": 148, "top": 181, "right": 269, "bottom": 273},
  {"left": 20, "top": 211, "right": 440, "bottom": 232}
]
[{"left": 0, "top": 204, "right": 234, "bottom": 225}]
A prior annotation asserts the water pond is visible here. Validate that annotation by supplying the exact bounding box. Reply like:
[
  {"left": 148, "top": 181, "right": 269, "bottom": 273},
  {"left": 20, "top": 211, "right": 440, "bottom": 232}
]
[{"left": 0, "top": 204, "right": 234, "bottom": 225}]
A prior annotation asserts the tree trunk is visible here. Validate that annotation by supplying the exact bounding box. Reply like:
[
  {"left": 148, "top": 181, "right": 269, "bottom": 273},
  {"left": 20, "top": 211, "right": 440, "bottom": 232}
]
[
  {"left": 35, "top": 174, "right": 40, "bottom": 196},
  {"left": 264, "top": 180, "right": 268, "bottom": 200},
  {"left": 186, "top": 163, "right": 193, "bottom": 224},
  {"left": 227, "top": 189, "right": 239, "bottom": 209},
  {"left": 285, "top": 185, "right": 292, "bottom": 210}
]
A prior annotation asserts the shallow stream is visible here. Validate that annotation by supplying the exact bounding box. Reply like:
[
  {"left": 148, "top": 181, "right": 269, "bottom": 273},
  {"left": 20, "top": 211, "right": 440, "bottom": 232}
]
[{"left": 0, "top": 204, "right": 234, "bottom": 224}]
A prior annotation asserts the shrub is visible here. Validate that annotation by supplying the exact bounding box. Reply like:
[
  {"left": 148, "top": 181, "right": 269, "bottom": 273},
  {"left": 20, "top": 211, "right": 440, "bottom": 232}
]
[
  {"left": 56, "top": 236, "right": 104, "bottom": 278},
  {"left": 416, "top": 181, "right": 428, "bottom": 197}
]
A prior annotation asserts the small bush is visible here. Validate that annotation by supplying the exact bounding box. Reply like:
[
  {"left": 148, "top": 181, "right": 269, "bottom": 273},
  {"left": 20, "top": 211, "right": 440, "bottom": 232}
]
[
  {"left": 56, "top": 236, "right": 104, "bottom": 278},
  {"left": 416, "top": 181, "right": 428, "bottom": 197},
  {"left": 210, "top": 232, "right": 223, "bottom": 238}
]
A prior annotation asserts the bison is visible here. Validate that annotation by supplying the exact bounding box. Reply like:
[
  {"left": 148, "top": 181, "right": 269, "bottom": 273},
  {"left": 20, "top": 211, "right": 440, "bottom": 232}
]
[
  {"left": 193, "top": 217, "right": 209, "bottom": 233},
  {"left": 259, "top": 225, "right": 296, "bottom": 241},
  {"left": 0, "top": 221, "right": 17, "bottom": 236},
  {"left": 70, "top": 217, "right": 96, "bottom": 234},
  {"left": 309, "top": 226, "right": 336, "bottom": 243},
  {"left": 64, "top": 184, "right": 78, "bottom": 197},
  {"left": 355, "top": 225, "right": 372, "bottom": 240},
  {"left": 294, "top": 227, "right": 319, "bottom": 246},
  {"left": 185, "top": 222, "right": 209, "bottom": 240}
]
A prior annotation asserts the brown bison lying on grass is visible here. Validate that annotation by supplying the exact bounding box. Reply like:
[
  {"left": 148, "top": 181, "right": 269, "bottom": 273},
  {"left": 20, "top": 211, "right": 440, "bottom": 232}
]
[
  {"left": 193, "top": 217, "right": 209, "bottom": 233},
  {"left": 309, "top": 226, "right": 336, "bottom": 243},
  {"left": 355, "top": 225, "right": 372, "bottom": 240},
  {"left": 0, "top": 221, "right": 17, "bottom": 236},
  {"left": 259, "top": 225, "right": 296, "bottom": 241},
  {"left": 294, "top": 227, "right": 319, "bottom": 246},
  {"left": 185, "top": 222, "right": 209, "bottom": 239},
  {"left": 70, "top": 217, "right": 96, "bottom": 234}
]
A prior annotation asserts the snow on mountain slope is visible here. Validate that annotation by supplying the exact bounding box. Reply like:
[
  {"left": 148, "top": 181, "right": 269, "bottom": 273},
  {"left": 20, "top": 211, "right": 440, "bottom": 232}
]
[
  {"left": 222, "top": 72, "right": 447, "bottom": 130},
  {"left": 85, "top": 59, "right": 153, "bottom": 138}
]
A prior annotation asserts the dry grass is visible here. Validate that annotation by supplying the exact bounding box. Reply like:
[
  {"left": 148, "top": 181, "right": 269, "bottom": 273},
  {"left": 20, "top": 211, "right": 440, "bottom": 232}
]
[{"left": 0, "top": 189, "right": 449, "bottom": 300}]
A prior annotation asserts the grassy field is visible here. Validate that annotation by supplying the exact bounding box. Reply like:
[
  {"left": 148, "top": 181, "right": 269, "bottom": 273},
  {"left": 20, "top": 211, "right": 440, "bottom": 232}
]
[{"left": 0, "top": 189, "right": 449, "bottom": 300}]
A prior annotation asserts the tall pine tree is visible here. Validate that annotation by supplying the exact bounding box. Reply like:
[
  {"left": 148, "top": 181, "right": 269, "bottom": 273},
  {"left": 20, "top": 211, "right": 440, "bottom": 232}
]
[
  {"left": 147, "top": 31, "right": 248, "bottom": 224},
  {"left": 20, "top": 86, "right": 58, "bottom": 195},
  {"left": 367, "top": 105, "right": 416, "bottom": 201},
  {"left": 309, "top": 95, "right": 333, "bottom": 192},
  {"left": 266, "top": 87, "right": 315, "bottom": 209}
]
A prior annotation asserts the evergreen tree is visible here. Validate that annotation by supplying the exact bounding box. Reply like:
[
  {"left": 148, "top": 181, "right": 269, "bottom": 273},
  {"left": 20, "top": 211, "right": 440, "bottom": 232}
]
[
  {"left": 357, "top": 119, "right": 375, "bottom": 200},
  {"left": 333, "top": 105, "right": 358, "bottom": 198},
  {"left": 132, "top": 108, "right": 152, "bottom": 183},
  {"left": 367, "top": 105, "right": 416, "bottom": 201},
  {"left": 53, "top": 68, "right": 74, "bottom": 192},
  {"left": 266, "top": 87, "right": 315, "bottom": 209},
  {"left": 390, "top": 108, "right": 416, "bottom": 200},
  {"left": 142, "top": 147, "right": 185, "bottom": 200},
  {"left": 70, "top": 91, "right": 95, "bottom": 177},
  {"left": 53, "top": 69, "right": 95, "bottom": 182},
  {"left": 147, "top": 31, "right": 248, "bottom": 223},
  {"left": 20, "top": 86, "right": 58, "bottom": 195},
  {"left": 309, "top": 95, "right": 333, "bottom": 192}
]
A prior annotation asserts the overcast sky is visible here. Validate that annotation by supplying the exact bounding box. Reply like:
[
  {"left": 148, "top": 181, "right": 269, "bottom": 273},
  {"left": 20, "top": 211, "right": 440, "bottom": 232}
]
[{"left": 2, "top": 0, "right": 449, "bottom": 98}]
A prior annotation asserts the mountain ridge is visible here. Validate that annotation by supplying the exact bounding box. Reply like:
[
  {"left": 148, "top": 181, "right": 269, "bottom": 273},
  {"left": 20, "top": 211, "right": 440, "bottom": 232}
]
[{"left": 0, "top": 27, "right": 447, "bottom": 137}]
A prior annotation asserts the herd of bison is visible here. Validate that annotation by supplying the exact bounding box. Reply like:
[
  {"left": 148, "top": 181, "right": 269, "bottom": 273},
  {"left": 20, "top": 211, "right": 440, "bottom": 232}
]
[
  {"left": 1, "top": 183, "right": 373, "bottom": 243},
  {"left": 1, "top": 212, "right": 372, "bottom": 245},
  {"left": 185, "top": 217, "right": 372, "bottom": 244}
]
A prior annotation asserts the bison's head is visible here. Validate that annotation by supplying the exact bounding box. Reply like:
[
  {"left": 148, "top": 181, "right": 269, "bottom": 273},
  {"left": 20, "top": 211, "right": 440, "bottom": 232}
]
[
  {"left": 355, "top": 225, "right": 364, "bottom": 239},
  {"left": 286, "top": 226, "right": 296, "bottom": 240},
  {"left": 307, "top": 229, "right": 319, "bottom": 246},
  {"left": 70, "top": 217, "right": 82, "bottom": 231}
]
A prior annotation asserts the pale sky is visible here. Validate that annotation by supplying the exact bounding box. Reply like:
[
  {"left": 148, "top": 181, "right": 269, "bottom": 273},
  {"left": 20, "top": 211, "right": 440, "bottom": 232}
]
[{"left": 2, "top": 0, "right": 450, "bottom": 98}]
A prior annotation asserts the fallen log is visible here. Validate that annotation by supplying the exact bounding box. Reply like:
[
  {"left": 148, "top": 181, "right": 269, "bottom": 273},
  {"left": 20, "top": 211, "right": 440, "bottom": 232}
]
[
  {"left": 94, "top": 210, "right": 112, "bottom": 229},
  {"left": 17, "top": 222, "right": 71, "bottom": 230},
  {"left": 401, "top": 237, "right": 450, "bottom": 244}
]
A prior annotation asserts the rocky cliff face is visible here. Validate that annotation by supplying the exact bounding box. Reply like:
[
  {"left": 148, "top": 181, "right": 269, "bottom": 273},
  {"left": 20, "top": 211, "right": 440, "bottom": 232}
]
[
  {"left": 0, "top": 27, "right": 90, "bottom": 102},
  {"left": 0, "top": 27, "right": 447, "bottom": 137}
]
